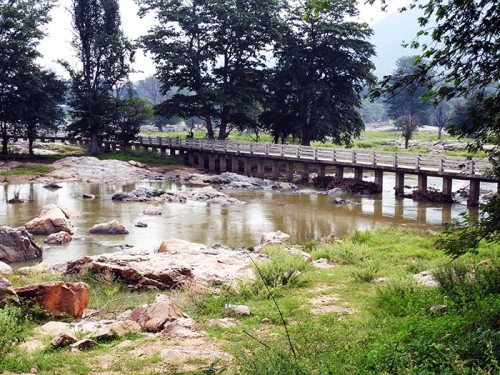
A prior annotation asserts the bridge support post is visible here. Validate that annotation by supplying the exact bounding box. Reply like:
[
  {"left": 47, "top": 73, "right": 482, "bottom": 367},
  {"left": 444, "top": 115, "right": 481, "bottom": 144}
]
[
  {"left": 198, "top": 153, "right": 205, "bottom": 169},
  {"left": 188, "top": 153, "right": 195, "bottom": 166},
  {"left": 467, "top": 180, "right": 480, "bottom": 207},
  {"left": 301, "top": 164, "right": 309, "bottom": 180},
  {"left": 231, "top": 157, "right": 239, "bottom": 173},
  {"left": 143, "top": 145, "right": 149, "bottom": 152},
  {"left": 335, "top": 165, "right": 344, "bottom": 180},
  {"left": 220, "top": 156, "right": 227, "bottom": 172},
  {"left": 208, "top": 154, "right": 216, "bottom": 172},
  {"left": 317, "top": 165, "right": 325, "bottom": 178},
  {"left": 395, "top": 172, "right": 405, "bottom": 196},
  {"left": 286, "top": 161, "right": 294, "bottom": 182},
  {"left": 152, "top": 146, "right": 158, "bottom": 154},
  {"left": 160, "top": 148, "right": 166, "bottom": 157},
  {"left": 170, "top": 149, "right": 176, "bottom": 156},
  {"left": 272, "top": 160, "right": 280, "bottom": 179},
  {"left": 354, "top": 167, "right": 363, "bottom": 180},
  {"left": 418, "top": 175, "right": 428, "bottom": 191},
  {"left": 442, "top": 177, "right": 453, "bottom": 196},
  {"left": 244, "top": 158, "right": 252, "bottom": 176},
  {"left": 374, "top": 170, "right": 384, "bottom": 192},
  {"left": 257, "top": 159, "right": 265, "bottom": 178}
]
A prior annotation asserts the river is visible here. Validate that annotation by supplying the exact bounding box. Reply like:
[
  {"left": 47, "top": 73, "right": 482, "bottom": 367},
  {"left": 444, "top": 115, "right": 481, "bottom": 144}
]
[{"left": 0, "top": 171, "right": 488, "bottom": 267}]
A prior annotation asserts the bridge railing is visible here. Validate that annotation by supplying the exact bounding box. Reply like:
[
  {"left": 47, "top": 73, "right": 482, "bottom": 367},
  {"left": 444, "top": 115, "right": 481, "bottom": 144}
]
[{"left": 134, "top": 137, "right": 494, "bottom": 178}]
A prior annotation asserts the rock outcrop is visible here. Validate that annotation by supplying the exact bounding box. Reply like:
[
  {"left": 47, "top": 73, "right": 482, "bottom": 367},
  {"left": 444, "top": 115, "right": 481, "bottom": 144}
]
[
  {"left": 65, "top": 239, "right": 258, "bottom": 290},
  {"left": 15, "top": 281, "right": 90, "bottom": 319},
  {"left": 0, "top": 261, "right": 13, "bottom": 276},
  {"left": 89, "top": 219, "right": 129, "bottom": 235},
  {"left": 130, "top": 295, "right": 189, "bottom": 332},
  {"left": 25, "top": 204, "right": 75, "bottom": 235},
  {"left": 0, "top": 226, "right": 43, "bottom": 263}
]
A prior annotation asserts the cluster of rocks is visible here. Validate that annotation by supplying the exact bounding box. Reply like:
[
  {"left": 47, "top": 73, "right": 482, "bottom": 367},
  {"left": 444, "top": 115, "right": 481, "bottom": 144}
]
[
  {"left": 112, "top": 185, "right": 245, "bottom": 205},
  {"left": 173, "top": 172, "right": 297, "bottom": 191}
]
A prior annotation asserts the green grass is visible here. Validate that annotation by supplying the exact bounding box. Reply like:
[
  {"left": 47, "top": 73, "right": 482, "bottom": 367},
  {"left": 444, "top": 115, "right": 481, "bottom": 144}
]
[
  {"left": 96, "top": 149, "right": 184, "bottom": 168},
  {"left": 1, "top": 229, "right": 498, "bottom": 374},
  {"left": 0, "top": 163, "right": 53, "bottom": 176}
]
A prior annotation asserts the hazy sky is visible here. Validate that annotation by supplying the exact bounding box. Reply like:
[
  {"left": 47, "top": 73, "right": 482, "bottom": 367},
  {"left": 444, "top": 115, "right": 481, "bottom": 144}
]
[{"left": 38, "top": 0, "right": 408, "bottom": 81}]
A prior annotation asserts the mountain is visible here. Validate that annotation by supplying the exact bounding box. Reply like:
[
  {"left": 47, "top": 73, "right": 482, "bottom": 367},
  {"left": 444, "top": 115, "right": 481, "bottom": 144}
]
[{"left": 370, "top": 6, "right": 428, "bottom": 78}]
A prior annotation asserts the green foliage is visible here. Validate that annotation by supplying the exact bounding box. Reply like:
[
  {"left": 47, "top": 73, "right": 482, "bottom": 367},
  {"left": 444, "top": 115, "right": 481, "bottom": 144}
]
[
  {"left": 253, "top": 248, "right": 310, "bottom": 289},
  {"left": 64, "top": 0, "right": 134, "bottom": 154},
  {"left": 0, "top": 305, "right": 29, "bottom": 363},
  {"left": 0, "top": 163, "right": 52, "bottom": 176}
]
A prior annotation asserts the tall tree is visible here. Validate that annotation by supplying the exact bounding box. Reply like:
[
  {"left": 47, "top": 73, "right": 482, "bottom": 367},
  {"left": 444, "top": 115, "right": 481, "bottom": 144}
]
[
  {"left": 137, "top": 0, "right": 280, "bottom": 140},
  {"left": 263, "top": 0, "right": 375, "bottom": 146},
  {"left": 383, "top": 56, "right": 433, "bottom": 148},
  {"left": 63, "top": 0, "right": 134, "bottom": 154},
  {"left": 0, "top": 0, "right": 55, "bottom": 154}
]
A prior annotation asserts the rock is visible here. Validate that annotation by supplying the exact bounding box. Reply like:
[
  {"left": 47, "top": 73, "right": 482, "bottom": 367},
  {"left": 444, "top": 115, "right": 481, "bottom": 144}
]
[
  {"left": 82, "top": 194, "right": 95, "bottom": 199},
  {"left": 70, "top": 338, "right": 97, "bottom": 351},
  {"left": 260, "top": 230, "right": 290, "bottom": 246},
  {"left": 25, "top": 204, "right": 75, "bottom": 235},
  {"left": 91, "top": 320, "right": 141, "bottom": 340},
  {"left": 89, "top": 220, "right": 129, "bottom": 235},
  {"left": 64, "top": 239, "right": 258, "bottom": 289},
  {"left": 17, "top": 261, "right": 51, "bottom": 276},
  {"left": 205, "top": 318, "right": 239, "bottom": 328},
  {"left": 134, "top": 221, "right": 148, "bottom": 228},
  {"left": 38, "top": 321, "right": 70, "bottom": 335},
  {"left": 0, "top": 226, "right": 43, "bottom": 263},
  {"left": 44, "top": 231, "right": 72, "bottom": 245},
  {"left": 162, "top": 317, "right": 200, "bottom": 338},
  {"left": 15, "top": 281, "right": 90, "bottom": 319},
  {"left": 223, "top": 304, "right": 251, "bottom": 317},
  {"left": 414, "top": 270, "right": 439, "bottom": 287},
  {"left": 36, "top": 156, "right": 161, "bottom": 184},
  {"left": 112, "top": 187, "right": 163, "bottom": 201},
  {"left": 43, "top": 183, "right": 63, "bottom": 189},
  {"left": 0, "top": 276, "right": 20, "bottom": 307},
  {"left": 312, "top": 258, "right": 335, "bottom": 269},
  {"left": 51, "top": 330, "right": 77, "bottom": 348},
  {"left": 0, "top": 261, "right": 13, "bottom": 276},
  {"left": 158, "top": 238, "right": 205, "bottom": 253},
  {"left": 130, "top": 295, "right": 189, "bottom": 332},
  {"left": 128, "top": 160, "right": 146, "bottom": 168},
  {"left": 430, "top": 305, "right": 447, "bottom": 313},
  {"left": 143, "top": 206, "right": 163, "bottom": 215}
]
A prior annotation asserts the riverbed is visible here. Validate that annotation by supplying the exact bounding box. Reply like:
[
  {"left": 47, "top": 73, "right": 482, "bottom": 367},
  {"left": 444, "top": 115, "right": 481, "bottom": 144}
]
[{"left": 2, "top": 169, "right": 489, "bottom": 268}]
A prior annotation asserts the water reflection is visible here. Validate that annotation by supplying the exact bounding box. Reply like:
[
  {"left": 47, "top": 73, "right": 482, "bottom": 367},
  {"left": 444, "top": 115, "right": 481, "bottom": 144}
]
[{"left": 0, "top": 174, "right": 492, "bottom": 266}]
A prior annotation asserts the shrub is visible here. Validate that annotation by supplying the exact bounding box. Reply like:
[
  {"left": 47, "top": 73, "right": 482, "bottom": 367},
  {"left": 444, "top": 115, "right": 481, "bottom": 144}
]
[
  {"left": 253, "top": 249, "right": 310, "bottom": 289},
  {"left": 0, "top": 305, "right": 29, "bottom": 363}
]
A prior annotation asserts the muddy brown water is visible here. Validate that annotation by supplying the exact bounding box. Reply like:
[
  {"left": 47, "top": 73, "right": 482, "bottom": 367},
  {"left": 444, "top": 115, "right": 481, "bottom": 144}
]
[{"left": 0, "top": 172, "right": 489, "bottom": 268}]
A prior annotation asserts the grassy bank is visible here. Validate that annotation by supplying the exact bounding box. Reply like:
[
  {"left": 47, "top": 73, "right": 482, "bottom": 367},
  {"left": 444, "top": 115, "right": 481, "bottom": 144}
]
[{"left": 1, "top": 228, "right": 498, "bottom": 374}]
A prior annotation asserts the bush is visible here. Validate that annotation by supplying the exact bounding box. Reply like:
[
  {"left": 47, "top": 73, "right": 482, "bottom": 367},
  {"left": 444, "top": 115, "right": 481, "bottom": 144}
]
[
  {"left": 253, "top": 249, "right": 310, "bottom": 289},
  {"left": 0, "top": 305, "right": 29, "bottom": 363}
]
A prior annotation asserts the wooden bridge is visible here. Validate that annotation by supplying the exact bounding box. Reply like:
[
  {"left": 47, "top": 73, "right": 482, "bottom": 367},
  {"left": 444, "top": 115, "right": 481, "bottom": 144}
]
[{"left": 8, "top": 135, "right": 500, "bottom": 206}]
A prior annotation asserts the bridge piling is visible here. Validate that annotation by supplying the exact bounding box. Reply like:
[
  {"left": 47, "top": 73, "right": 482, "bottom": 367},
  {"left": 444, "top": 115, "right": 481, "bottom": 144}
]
[
  {"left": 374, "top": 170, "right": 384, "bottom": 192},
  {"left": 231, "top": 157, "right": 239, "bottom": 173},
  {"left": 468, "top": 180, "right": 480, "bottom": 207},
  {"left": 257, "top": 160, "right": 265, "bottom": 178},
  {"left": 301, "top": 164, "right": 309, "bottom": 180},
  {"left": 220, "top": 156, "right": 227, "bottom": 172},
  {"left": 272, "top": 160, "right": 280, "bottom": 179},
  {"left": 395, "top": 172, "right": 405, "bottom": 196},
  {"left": 244, "top": 158, "right": 252, "bottom": 176},
  {"left": 418, "top": 175, "right": 428, "bottom": 191},
  {"left": 354, "top": 168, "right": 363, "bottom": 180},
  {"left": 286, "top": 162, "right": 294, "bottom": 181}
]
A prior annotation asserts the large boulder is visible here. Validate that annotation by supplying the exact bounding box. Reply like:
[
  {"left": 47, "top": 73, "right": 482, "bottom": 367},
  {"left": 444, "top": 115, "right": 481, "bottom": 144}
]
[
  {"left": 130, "top": 295, "right": 189, "bottom": 332},
  {"left": 0, "top": 277, "right": 20, "bottom": 307},
  {"left": 65, "top": 239, "right": 258, "bottom": 290},
  {"left": 25, "top": 204, "right": 75, "bottom": 235},
  {"left": 0, "top": 226, "right": 43, "bottom": 263},
  {"left": 0, "top": 261, "right": 13, "bottom": 276},
  {"left": 89, "top": 219, "right": 128, "bottom": 235},
  {"left": 15, "top": 281, "right": 90, "bottom": 319}
]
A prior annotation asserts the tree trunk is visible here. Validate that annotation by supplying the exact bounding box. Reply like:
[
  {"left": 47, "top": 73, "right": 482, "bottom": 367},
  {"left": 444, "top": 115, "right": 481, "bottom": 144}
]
[
  {"left": 27, "top": 123, "right": 35, "bottom": 156},
  {"left": 87, "top": 132, "right": 101, "bottom": 154},
  {"left": 1, "top": 125, "right": 8, "bottom": 155},
  {"left": 438, "top": 126, "right": 442, "bottom": 140},
  {"left": 205, "top": 116, "right": 215, "bottom": 139}
]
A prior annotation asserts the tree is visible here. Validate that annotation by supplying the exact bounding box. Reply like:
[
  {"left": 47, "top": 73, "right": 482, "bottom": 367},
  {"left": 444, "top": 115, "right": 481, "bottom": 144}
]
[
  {"left": 111, "top": 96, "right": 153, "bottom": 148},
  {"left": 17, "top": 68, "right": 66, "bottom": 154},
  {"left": 433, "top": 100, "right": 451, "bottom": 140},
  {"left": 137, "top": 0, "right": 280, "bottom": 140},
  {"left": 262, "top": 0, "right": 375, "bottom": 146},
  {"left": 0, "top": 0, "right": 55, "bottom": 154},
  {"left": 383, "top": 56, "right": 433, "bottom": 148},
  {"left": 63, "top": 0, "right": 134, "bottom": 154}
]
